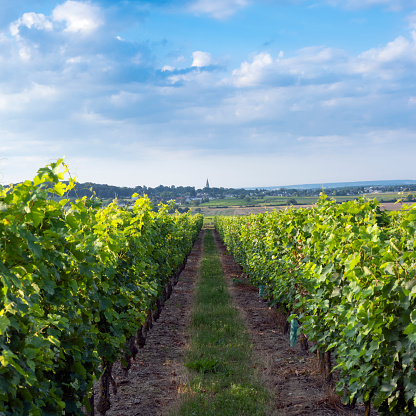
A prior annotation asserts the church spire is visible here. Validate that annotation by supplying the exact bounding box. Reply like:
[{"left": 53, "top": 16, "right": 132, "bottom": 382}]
[{"left": 205, "top": 178, "right": 210, "bottom": 189}]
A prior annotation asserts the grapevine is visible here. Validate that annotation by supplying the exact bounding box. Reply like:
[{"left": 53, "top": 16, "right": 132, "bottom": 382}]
[
  {"left": 215, "top": 194, "right": 416, "bottom": 415},
  {"left": 0, "top": 159, "right": 203, "bottom": 415}
]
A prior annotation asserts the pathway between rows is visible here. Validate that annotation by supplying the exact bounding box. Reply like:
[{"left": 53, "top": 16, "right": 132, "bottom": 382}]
[{"left": 95, "top": 228, "right": 367, "bottom": 416}]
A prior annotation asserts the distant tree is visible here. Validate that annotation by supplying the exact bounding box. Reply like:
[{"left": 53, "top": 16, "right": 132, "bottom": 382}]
[
  {"left": 287, "top": 198, "right": 298, "bottom": 205},
  {"left": 244, "top": 196, "right": 251, "bottom": 203}
]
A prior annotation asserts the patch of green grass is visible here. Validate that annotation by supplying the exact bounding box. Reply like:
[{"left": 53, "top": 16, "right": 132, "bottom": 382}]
[
  {"left": 173, "top": 229, "right": 272, "bottom": 416},
  {"left": 203, "top": 215, "right": 214, "bottom": 227}
]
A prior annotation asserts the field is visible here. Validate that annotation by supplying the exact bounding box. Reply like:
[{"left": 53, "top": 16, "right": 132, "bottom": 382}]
[
  {"left": 198, "top": 192, "right": 405, "bottom": 210},
  {"left": 196, "top": 199, "right": 406, "bottom": 217}
]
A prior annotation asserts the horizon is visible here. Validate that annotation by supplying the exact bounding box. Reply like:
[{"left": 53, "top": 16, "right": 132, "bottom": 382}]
[
  {"left": 21, "top": 177, "right": 415, "bottom": 191},
  {"left": 1, "top": 1, "right": 416, "bottom": 187}
]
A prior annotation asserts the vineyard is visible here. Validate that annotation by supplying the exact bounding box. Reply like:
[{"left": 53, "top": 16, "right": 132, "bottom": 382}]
[
  {"left": 2, "top": 161, "right": 416, "bottom": 415},
  {"left": 215, "top": 195, "right": 416, "bottom": 416},
  {"left": 0, "top": 160, "right": 203, "bottom": 415}
]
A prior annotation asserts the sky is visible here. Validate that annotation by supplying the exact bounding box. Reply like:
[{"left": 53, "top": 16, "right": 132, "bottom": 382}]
[{"left": 1, "top": 0, "right": 416, "bottom": 188}]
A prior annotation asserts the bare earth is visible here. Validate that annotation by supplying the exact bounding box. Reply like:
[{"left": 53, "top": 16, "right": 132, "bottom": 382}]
[{"left": 93, "top": 228, "right": 370, "bottom": 415}]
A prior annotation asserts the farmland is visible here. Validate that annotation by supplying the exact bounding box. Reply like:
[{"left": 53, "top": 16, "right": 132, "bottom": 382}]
[{"left": 1, "top": 161, "right": 415, "bottom": 415}]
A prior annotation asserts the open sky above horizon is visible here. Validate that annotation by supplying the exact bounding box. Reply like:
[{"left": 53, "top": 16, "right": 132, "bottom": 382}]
[{"left": 1, "top": 0, "right": 416, "bottom": 188}]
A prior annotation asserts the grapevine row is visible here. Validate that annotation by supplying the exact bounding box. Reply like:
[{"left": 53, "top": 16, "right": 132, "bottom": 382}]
[
  {"left": 0, "top": 160, "right": 203, "bottom": 416},
  {"left": 215, "top": 195, "right": 416, "bottom": 415}
]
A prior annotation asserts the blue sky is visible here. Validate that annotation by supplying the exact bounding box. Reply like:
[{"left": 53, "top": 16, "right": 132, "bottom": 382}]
[{"left": 1, "top": 0, "right": 416, "bottom": 188}]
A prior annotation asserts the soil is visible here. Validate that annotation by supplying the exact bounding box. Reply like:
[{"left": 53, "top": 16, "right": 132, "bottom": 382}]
[{"left": 92, "top": 228, "right": 371, "bottom": 416}]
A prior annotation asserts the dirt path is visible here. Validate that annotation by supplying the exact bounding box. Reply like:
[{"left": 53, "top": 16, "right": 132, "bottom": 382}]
[
  {"left": 213, "top": 229, "right": 366, "bottom": 416},
  {"left": 94, "top": 230, "right": 204, "bottom": 416}
]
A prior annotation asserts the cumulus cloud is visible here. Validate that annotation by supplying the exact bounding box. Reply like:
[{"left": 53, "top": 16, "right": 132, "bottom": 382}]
[
  {"left": 229, "top": 47, "right": 348, "bottom": 87},
  {"left": 9, "top": 0, "right": 103, "bottom": 41},
  {"left": 230, "top": 52, "right": 273, "bottom": 87},
  {"left": 229, "top": 29, "right": 416, "bottom": 89},
  {"left": 189, "top": 0, "right": 249, "bottom": 19},
  {"left": 52, "top": 1, "right": 103, "bottom": 34},
  {"left": 353, "top": 31, "right": 416, "bottom": 78},
  {"left": 10, "top": 12, "right": 53, "bottom": 37},
  {"left": 191, "top": 51, "right": 212, "bottom": 67}
]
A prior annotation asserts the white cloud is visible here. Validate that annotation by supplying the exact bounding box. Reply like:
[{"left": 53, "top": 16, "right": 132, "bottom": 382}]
[
  {"left": 189, "top": 0, "right": 249, "bottom": 19},
  {"left": 230, "top": 52, "right": 273, "bottom": 87},
  {"left": 0, "top": 83, "right": 57, "bottom": 111},
  {"left": 229, "top": 48, "right": 348, "bottom": 87},
  {"left": 52, "top": 1, "right": 103, "bottom": 34},
  {"left": 191, "top": 51, "right": 212, "bottom": 67},
  {"left": 10, "top": 1, "right": 103, "bottom": 39},
  {"left": 229, "top": 29, "right": 416, "bottom": 89},
  {"left": 10, "top": 12, "right": 53, "bottom": 37},
  {"left": 353, "top": 31, "right": 416, "bottom": 78}
]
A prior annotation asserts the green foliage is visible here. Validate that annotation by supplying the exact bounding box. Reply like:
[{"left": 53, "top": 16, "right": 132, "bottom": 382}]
[
  {"left": 185, "top": 357, "right": 221, "bottom": 373},
  {"left": 0, "top": 160, "right": 203, "bottom": 415},
  {"left": 215, "top": 195, "right": 416, "bottom": 415}
]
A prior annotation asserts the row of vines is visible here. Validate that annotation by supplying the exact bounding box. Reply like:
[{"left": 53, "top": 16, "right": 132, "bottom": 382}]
[
  {"left": 215, "top": 195, "right": 416, "bottom": 415},
  {"left": 0, "top": 160, "right": 203, "bottom": 416}
]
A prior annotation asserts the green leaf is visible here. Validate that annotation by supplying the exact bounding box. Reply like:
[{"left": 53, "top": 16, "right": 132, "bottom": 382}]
[
  {"left": 363, "top": 266, "right": 372, "bottom": 276},
  {"left": 0, "top": 262, "right": 23, "bottom": 290},
  {"left": 26, "top": 234, "right": 42, "bottom": 259},
  {"left": 53, "top": 182, "right": 67, "bottom": 197},
  {"left": 0, "top": 316, "right": 10, "bottom": 335},
  {"left": 403, "top": 323, "right": 416, "bottom": 335}
]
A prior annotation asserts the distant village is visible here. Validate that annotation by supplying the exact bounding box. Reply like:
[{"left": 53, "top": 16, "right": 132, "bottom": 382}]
[{"left": 65, "top": 179, "right": 416, "bottom": 209}]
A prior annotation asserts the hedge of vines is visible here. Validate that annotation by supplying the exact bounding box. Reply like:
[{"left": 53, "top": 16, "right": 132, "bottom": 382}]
[
  {"left": 215, "top": 195, "right": 416, "bottom": 415},
  {"left": 0, "top": 160, "right": 203, "bottom": 416}
]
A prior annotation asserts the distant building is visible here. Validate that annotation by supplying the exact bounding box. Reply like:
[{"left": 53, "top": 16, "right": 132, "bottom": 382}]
[{"left": 205, "top": 179, "right": 210, "bottom": 189}]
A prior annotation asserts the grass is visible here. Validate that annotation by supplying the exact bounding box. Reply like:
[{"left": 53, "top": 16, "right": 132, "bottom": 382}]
[
  {"left": 173, "top": 229, "right": 271, "bottom": 416},
  {"left": 203, "top": 215, "right": 215, "bottom": 227}
]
